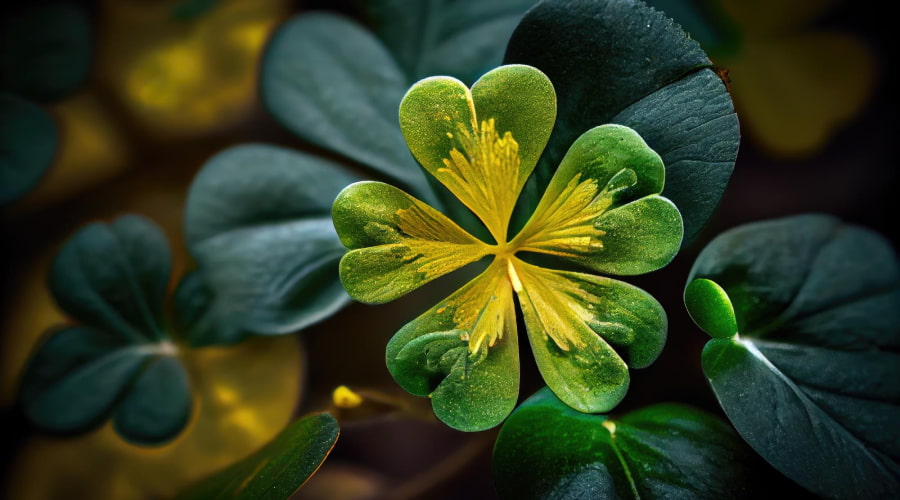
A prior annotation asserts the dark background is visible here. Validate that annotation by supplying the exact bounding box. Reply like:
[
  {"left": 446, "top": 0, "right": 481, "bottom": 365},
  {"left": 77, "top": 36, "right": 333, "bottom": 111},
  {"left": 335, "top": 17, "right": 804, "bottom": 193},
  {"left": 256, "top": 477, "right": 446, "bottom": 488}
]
[{"left": 2, "top": 0, "right": 896, "bottom": 498}]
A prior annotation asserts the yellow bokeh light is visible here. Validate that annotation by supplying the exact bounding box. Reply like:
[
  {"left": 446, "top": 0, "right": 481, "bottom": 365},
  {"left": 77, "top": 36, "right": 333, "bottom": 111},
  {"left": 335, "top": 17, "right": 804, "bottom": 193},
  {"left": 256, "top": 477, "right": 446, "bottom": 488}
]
[{"left": 5, "top": 336, "right": 304, "bottom": 500}]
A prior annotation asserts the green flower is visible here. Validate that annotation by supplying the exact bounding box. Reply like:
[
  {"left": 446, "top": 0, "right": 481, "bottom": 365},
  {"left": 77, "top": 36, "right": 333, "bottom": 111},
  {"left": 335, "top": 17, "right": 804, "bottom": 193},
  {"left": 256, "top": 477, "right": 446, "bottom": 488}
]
[{"left": 332, "top": 64, "right": 683, "bottom": 431}]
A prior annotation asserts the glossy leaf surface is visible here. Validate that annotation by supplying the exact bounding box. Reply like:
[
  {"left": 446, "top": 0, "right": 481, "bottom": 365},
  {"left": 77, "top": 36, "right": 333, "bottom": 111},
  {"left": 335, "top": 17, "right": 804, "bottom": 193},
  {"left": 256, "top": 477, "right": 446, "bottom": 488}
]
[
  {"left": 493, "top": 388, "right": 752, "bottom": 499},
  {"left": 505, "top": 0, "right": 739, "bottom": 245},
  {"left": 687, "top": 214, "right": 900, "bottom": 498},
  {"left": 177, "top": 412, "right": 339, "bottom": 500}
]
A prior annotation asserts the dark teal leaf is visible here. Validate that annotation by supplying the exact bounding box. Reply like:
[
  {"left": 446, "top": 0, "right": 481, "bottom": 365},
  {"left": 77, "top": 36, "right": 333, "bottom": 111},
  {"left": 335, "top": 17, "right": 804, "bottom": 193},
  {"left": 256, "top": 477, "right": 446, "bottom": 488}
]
[
  {"left": 19, "top": 215, "right": 193, "bottom": 444},
  {"left": 0, "top": 93, "right": 56, "bottom": 205},
  {"left": 49, "top": 214, "right": 171, "bottom": 342},
  {"left": 357, "top": 0, "right": 536, "bottom": 83},
  {"left": 493, "top": 387, "right": 753, "bottom": 499},
  {"left": 113, "top": 356, "right": 192, "bottom": 445},
  {"left": 688, "top": 214, "right": 900, "bottom": 498},
  {"left": 505, "top": 0, "right": 738, "bottom": 246},
  {"left": 184, "top": 144, "right": 360, "bottom": 344},
  {"left": 0, "top": 2, "right": 91, "bottom": 102},
  {"left": 260, "top": 13, "right": 431, "bottom": 197},
  {"left": 177, "top": 412, "right": 339, "bottom": 500}
]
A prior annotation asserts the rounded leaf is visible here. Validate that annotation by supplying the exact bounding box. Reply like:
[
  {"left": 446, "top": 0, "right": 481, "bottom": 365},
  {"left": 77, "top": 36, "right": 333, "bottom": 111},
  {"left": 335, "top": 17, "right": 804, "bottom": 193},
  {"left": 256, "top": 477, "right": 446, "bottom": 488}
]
[
  {"left": 0, "top": 93, "right": 57, "bottom": 205},
  {"left": 493, "top": 388, "right": 753, "bottom": 499},
  {"left": 505, "top": 0, "right": 738, "bottom": 246},
  {"left": 689, "top": 214, "right": 900, "bottom": 498}
]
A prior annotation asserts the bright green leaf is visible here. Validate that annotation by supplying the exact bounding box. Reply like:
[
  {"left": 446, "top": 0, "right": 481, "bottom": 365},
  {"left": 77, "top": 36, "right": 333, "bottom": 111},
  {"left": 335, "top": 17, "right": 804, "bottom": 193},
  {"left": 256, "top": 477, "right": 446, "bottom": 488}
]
[
  {"left": 386, "top": 262, "right": 519, "bottom": 431},
  {"left": 333, "top": 181, "right": 489, "bottom": 304},
  {"left": 505, "top": 0, "right": 738, "bottom": 246},
  {"left": 399, "top": 65, "right": 555, "bottom": 241},
  {"left": 684, "top": 278, "right": 737, "bottom": 338},
  {"left": 177, "top": 412, "right": 339, "bottom": 500},
  {"left": 0, "top": 93, "right": 56, "bottom": 205},
  {"left": 688, "top": 214, "right": 900, "bottom": 498},
  {"left": 493, "top": 387, "right": 753, "bottom": 499}
]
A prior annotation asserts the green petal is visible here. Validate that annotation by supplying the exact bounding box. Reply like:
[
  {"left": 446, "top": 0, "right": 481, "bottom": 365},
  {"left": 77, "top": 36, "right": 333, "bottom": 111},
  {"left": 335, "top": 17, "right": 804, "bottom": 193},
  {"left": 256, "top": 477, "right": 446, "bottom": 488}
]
[
  {"left": 386, "top": 262, "right": 519, "bottom": 431},
  {"left": 399, "top": 65, "right": 555, "bottom": 241},
  {"left": 333, "top": 181, "right": 488, "bottom": 304},
  {"left": 513, "top": 125, "right": 680, "bottom": 273},
  {"left": 513, "top": 261, "right": 666, "bottom": 413},
  {"left": 590, "top": 195, "right": 683, "bottom": 276}
]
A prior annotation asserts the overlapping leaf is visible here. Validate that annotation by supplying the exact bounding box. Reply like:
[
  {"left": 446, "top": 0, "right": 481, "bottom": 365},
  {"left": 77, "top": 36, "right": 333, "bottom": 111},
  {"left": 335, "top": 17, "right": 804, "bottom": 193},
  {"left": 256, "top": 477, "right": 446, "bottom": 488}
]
[
  {"left": 685, "top": 214, "right": 900, "bottom": 498},
  {"left": 493, "top": 388, "right": 753, "bottom": 499},
  {"left": 18, "top": 215, "right": 191, "bottom": 445},
  {"left": 177, "top": 412, "right": 339, "bottom": 500},
  {"left": 505, "top": 0, "right": 739, "bottom": 245}
]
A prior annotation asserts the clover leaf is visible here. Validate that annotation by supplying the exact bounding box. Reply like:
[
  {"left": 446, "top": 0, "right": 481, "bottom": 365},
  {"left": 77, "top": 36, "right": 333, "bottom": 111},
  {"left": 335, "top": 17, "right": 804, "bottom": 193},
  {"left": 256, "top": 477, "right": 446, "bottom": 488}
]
[
  {"left": 0, "top": 93, "right": 57, "bottom": 205},
  {"left": 18, "top": 215, "right": 192, "bottom": 445},
  {"left": 505, "top": 0, "right": 739, "bottom": 246},
  {"left": 493, "top": 387, "right": 753, "bottom": 499},
  {"left": 684, "top": 214, "right": 900, "bottom": 498},
  {"left": 333, "top": 65, "right": 682, "bottom": 431}
]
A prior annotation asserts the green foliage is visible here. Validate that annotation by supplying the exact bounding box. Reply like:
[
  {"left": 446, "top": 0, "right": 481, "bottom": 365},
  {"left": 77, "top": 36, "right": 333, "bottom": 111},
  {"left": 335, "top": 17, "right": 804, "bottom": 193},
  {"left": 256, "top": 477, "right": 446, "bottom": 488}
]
[
  {"left": 0, "top": 93, "right": 57, "bottom": 205},
  {"left": 493, "top": 387, "right": 753, "bottom": 499},
  {"left": 0, "top": 2, "right": 91, "bottom": 103},
  {"left": 183, "top": 144, "right": 359, "bottom": 346},
  {"left": 505, "top": 0, "right": 738, "bottom": 245},
  {"left": 177, "top": 412, "right": 339, "bottom": 500},
  {"left": 335, "top": 65, "right": 681, "bottom": 431},
  {"left": 18, "top": 216, "right": 192, "bottom": 445},
  {"left": 686, "top": 214, "right": 900, "bottom": 498}
]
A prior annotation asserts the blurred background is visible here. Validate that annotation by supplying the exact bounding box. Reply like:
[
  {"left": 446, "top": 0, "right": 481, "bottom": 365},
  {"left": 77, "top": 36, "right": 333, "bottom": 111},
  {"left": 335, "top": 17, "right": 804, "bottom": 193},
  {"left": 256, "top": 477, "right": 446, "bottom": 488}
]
[{"left": 1, "top": 0, "right": 896, "bottom": 498}]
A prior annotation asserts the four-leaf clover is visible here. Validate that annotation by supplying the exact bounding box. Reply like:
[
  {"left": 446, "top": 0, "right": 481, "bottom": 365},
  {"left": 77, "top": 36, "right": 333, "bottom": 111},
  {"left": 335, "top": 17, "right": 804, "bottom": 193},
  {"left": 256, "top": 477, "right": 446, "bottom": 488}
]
[{"left": 333, "top": 64, "right": 684, "bottom": 431}]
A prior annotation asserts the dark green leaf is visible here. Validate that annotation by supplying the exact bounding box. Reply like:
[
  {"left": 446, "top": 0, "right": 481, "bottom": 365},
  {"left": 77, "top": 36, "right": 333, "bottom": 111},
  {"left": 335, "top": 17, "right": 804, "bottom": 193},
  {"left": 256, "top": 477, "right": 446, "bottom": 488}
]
[
  {"left": 688, "top": 214, "right": 900, "bottom": 498},
  {"left": 50, "top": 214, "right": 171, "bottom": 342},
  {"left": 260, "top": 13, "right": 431, "bottom": 197},
  {"left": 113, "top": 356, "right": 192, "bottom": 445},
  {"left": 0, "top": 2, "right": 91, "bottom": 102},
  {"left": 357, "top": 0, "right": 536, "bottom": 83},
  {"left": 184, "top": 144, "right": 359, "bottom": 344},
  {"left": 505, "top": 0, "right": 738, "bottom": 246},
  {"left": 0, "top": 93, "right": 56, "bottom": 205},
  {"left": 19, "top": 216, "right": 192, "bottom": 444},
  {"left": 177, "top": 412, "right": 339, "bottom": 500},
  {"left": 493, "top": 387, "right": 753, "bottom": 499}
]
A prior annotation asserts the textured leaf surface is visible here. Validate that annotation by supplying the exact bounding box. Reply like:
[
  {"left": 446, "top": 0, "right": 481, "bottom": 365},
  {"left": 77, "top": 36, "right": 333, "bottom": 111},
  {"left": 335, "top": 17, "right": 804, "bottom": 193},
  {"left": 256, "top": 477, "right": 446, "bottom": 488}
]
[
  {"left": 687, "top": 214, "right": 900, "bottom": 498},
  {"left": 177, "top": 412, "right": 339, "bottom": 500},
  {"left": 333, "top": 181, "right": 488, "bottom": 304},
  {"left": 0, "top": 93, "right": 57, "bottom": 204},
  {"left": 513, "top": 124, "right": 682, "bottom": 275},
  {"left": 385, "top": 262, "right": 519, "bottom": 431},
  {"left": 505, "top": 0, "right": 738, "bottom": 245},
  {"left": 19, "top": 216, "right": 191, "bottom": 444},
  {"left": 358, "top": 0, "right": 536, "bottom": 83},
  {"left": 493, "top": 388, "right": 752, "bottom": 499},
  {"left": 184, "top": 144, "right": 360, "bottom": 344},
  {"left": 260, "top": 13, "right": 430, "bottom": 196}
]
